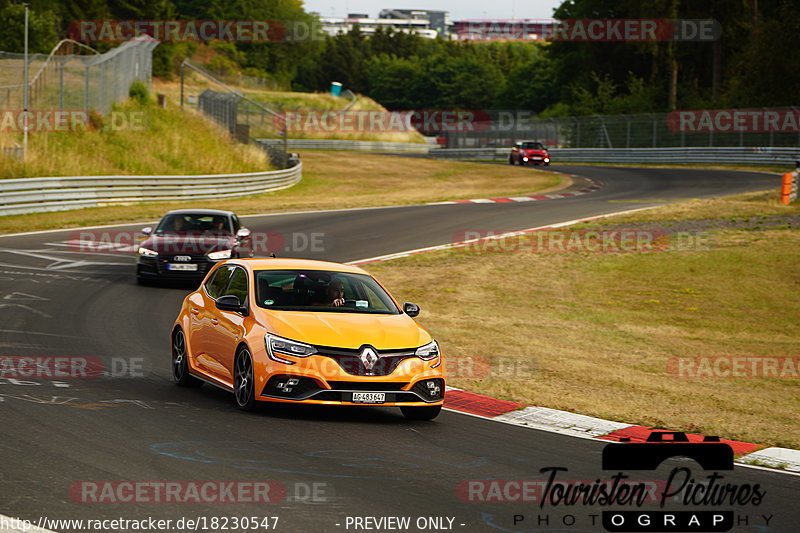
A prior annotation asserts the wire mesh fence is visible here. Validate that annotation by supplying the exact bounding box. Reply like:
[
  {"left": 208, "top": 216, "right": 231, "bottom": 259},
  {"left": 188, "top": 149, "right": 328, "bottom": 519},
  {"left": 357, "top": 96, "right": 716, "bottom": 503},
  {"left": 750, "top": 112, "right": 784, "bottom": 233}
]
[
  {"left": 183, "top": 61, "right": 286, "bottom": 140},
  {"left": 0, "top": 36, "right": 158, "bottom": 114},
  {"left": 438, "top": 110, "right": 800, "bottom": 149}
]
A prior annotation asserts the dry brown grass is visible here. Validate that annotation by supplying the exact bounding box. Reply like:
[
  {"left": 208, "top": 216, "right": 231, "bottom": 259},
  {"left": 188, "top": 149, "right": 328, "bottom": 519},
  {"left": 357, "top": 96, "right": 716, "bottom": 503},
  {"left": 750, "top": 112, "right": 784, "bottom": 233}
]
[
  {"left": 152, "top": 78, "right": 426, "bottom": 143},
  {"left": 366, "top": 195, "right": 800, "bottom": 448},
  {"left": 589, "top": 189, "right": 800, "bottom": 223},
  {"left": 0, "top": 101, "right": 267, "bottom": 179},
  {"left": 0, "top": 152, "right": 565, "bottom": 234}
]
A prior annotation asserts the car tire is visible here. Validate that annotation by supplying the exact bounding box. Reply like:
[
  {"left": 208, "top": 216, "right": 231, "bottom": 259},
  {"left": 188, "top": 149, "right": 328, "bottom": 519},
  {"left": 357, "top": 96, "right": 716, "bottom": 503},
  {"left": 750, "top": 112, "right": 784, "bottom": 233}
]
[
  {"left": 234, "top": 346, "right": 257, "bottom": 411},
  {"left": 400, "top": 405, "right": 442, "bottom": 421},
  {"left": 172, "top": 328, "right": 202, "bottom": 387},
  {"left": 509, "top": 157, "right": 515, "bottom": 165}
]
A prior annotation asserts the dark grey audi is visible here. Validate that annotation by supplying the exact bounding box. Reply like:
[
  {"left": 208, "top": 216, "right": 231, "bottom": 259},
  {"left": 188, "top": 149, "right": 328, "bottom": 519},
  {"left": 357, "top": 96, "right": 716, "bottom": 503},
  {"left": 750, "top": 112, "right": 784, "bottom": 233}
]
[{"left": 136, "top": 209, "right": 253, "bottom": 284}]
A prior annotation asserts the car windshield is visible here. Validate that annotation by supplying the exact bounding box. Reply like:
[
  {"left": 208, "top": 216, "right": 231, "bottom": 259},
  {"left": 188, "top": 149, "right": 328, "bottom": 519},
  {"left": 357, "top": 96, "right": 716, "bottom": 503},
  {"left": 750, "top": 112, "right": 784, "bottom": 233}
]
[
  {"left": 521, "top": 142, "right": 544, "bottom": 149},
  {"left": 255, "top": 270, "right": 401, "bottom": 314},
  {"left": 155, "top": 214, "right": 231, "bottom": 234}
]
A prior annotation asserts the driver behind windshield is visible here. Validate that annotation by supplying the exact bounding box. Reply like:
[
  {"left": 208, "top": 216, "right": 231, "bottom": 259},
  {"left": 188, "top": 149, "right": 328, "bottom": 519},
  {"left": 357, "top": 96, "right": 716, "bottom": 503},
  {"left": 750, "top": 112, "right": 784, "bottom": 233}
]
[
  {"left": 311, "top": 278, "right": 345, "bottom": 307},
  {"left": 170, "top": 217, "right": 186, "bottom": 232},
  {"left": 207, "top": 217, "right": 228, "bottom": 233}
]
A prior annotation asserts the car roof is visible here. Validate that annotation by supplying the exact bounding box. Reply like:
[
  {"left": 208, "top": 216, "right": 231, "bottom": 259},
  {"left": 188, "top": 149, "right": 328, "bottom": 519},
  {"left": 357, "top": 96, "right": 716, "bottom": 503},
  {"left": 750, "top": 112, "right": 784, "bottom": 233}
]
[
  {"left": 164, "top": 209, "right": 234, "bottom": 216},
  {"left": 228, "top": 258, "right": 371, "bottom": 276}
]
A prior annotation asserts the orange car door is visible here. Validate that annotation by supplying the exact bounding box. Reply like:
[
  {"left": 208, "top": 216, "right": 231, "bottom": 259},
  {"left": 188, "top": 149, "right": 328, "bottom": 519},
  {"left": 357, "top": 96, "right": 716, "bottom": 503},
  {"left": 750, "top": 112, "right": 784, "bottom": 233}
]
[
  {"left": 207, "top": 265, "right": 249, "bottom": 383},
  {"left": 192, "top": 265, "right": 234, "bottom": 381}
]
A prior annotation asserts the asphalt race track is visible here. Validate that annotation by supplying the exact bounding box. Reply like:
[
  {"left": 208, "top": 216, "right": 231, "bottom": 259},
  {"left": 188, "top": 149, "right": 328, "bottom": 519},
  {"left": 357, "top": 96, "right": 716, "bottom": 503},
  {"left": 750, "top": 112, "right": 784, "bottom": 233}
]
[{"left": 0, "top": 165, "right": 796, "bottom": 533}]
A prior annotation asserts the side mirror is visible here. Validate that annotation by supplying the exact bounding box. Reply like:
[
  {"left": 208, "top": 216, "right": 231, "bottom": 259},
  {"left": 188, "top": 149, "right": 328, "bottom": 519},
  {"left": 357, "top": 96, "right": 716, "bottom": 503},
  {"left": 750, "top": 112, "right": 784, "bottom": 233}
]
[
  {"left": 216, "top": 295, "right": 249, "bottom": 316},
  {"left": 404, "top": 302, "right": 420, "bottom": 317},
  {"left": 237, "top": 228, "right": 251, "bottom": 239},
  {"left": 141, "top": 227, "right": 152, "bottom": 236}
]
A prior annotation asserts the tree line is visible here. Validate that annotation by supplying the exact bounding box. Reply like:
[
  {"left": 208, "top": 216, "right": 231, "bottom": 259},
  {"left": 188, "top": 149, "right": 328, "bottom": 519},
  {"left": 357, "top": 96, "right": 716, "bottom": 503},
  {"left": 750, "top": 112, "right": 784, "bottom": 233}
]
[{"left": 1, "top": 0, "right": 796, "bottom": 115}]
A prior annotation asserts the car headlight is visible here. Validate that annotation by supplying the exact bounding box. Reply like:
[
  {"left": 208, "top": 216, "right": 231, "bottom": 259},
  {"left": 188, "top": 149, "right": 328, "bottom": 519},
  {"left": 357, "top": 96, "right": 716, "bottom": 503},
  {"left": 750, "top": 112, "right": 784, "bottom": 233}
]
[
  {"left": 415, "top": 340, "right": 439, "bottom": 361},
  {"left": 208, "top": 249, "right": 232, "bottom": 260},
  {"left": 137, "top": 247, "right": 158, "bottom": 257},
  {"left": 265, "top": 334, "right": 317, "bottom": 365}
]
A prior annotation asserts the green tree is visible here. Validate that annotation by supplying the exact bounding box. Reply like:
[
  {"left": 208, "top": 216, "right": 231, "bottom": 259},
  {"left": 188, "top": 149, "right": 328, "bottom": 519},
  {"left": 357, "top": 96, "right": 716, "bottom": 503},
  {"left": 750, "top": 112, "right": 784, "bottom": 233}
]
[
  {"left": 367, "top": 55, "right": 420, "bottom": 109},
  {"left": 0, "top": 3, "right": 59, "bottom": 53}
]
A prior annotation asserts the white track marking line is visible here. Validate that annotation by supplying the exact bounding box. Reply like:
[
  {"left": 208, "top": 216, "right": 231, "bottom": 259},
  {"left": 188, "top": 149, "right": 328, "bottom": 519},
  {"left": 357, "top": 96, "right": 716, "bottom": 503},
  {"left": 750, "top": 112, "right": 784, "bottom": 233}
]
[
  {"left": 0, "top": 250, "right": 127, "bottom": 269},
  {"left": 347, "top": 206, "right": 656, "bottom": 266}
]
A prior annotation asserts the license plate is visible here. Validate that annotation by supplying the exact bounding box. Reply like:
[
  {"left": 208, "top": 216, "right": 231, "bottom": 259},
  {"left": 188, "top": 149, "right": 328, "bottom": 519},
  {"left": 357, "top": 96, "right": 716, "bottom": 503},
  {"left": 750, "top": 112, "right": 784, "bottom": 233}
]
[
  {"left": 167, "top": 263, "right": 198, "bottom": 271},
  {"left": 352, "top": 392, "right": 385, "bottom": 404}
]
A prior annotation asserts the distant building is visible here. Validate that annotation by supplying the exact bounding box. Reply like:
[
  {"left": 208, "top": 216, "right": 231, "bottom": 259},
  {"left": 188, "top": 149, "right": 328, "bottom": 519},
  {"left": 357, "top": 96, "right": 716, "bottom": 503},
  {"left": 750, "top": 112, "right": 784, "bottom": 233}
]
[
  {"left": 320, "top": 15, "right": 439, "bottom": 39},
  {"left": 452, "top": 20, "right": 555, "bottom": 41},
  {"left": 378, "top": 9, "right": 451, "bottom": 38}
]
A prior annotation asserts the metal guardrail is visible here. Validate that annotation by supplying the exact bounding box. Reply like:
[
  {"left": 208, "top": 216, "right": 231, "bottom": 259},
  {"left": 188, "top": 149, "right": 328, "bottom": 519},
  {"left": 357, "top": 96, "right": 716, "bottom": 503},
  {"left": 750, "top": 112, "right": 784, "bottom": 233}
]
[
  {"left": 0, "top": 162, "right": 302, "bottom": 216},
  {"left": 256, "top": 138, "right": 431, "bottom": 153},
  {"left": 429, "top": 147, "right": 800, "bottom": 167}
]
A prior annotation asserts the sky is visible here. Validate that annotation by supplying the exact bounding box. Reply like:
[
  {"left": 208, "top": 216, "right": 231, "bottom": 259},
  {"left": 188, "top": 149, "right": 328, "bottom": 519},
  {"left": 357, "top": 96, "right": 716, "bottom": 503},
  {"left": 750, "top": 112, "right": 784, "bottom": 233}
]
[{"left": 301, "top": 0, "right": 565, "bottom": 20}]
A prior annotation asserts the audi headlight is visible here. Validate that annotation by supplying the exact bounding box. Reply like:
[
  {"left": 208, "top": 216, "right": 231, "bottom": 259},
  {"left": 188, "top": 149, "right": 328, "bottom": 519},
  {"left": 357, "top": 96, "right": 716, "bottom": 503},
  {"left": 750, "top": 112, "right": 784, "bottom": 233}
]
[
  {"left": 208, "top": 249, "right": 232, "bottom": 260},
  {"left": 137, "top": 247, "right": 158, "bottom": 257},
  {"left": 266, "top": 334, "right": 317, "bottom": 365},
  {"left": 415, "top": 340, "right": 440, "bottom": 361}
]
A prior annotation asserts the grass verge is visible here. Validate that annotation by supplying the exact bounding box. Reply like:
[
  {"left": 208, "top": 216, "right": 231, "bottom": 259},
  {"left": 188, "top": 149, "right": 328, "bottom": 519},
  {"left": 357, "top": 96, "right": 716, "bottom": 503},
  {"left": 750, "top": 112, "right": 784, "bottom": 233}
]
[
  {"left": 366, "top": 189, "right": 800, "bottom": 449},
  {"left": 0, "top": 152, "right": 565, "bottom": 234},
  {"left": 0, "top": 100, "right": 269, "bottom": 179}
]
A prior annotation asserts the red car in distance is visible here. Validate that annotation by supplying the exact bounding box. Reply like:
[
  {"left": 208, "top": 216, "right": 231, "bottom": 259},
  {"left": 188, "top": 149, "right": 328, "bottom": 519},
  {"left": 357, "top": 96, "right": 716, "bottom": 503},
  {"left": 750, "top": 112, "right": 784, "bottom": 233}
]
[{"left": 509, "top": 140, "right": 550, "bottom": 166}]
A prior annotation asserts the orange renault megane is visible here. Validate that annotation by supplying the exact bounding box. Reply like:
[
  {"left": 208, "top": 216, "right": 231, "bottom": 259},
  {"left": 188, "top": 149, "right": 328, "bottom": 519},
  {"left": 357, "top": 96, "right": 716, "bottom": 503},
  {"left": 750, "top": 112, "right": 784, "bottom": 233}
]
[{"left": 171, "top": 258, "right": 445, "bottom": 420}]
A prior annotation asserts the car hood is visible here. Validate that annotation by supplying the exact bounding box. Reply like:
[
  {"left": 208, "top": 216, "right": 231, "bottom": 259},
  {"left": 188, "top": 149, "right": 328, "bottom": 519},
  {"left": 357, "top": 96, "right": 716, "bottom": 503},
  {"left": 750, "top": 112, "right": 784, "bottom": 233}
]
[
  {"left": 141, "top": 234, "right": 234, "bottom": 254},
  {"left": 260, "top": 310, "right": 432, "bottom": 350},
  {"left": 521, "top": 149, "right": 547, "bottom": 155}
]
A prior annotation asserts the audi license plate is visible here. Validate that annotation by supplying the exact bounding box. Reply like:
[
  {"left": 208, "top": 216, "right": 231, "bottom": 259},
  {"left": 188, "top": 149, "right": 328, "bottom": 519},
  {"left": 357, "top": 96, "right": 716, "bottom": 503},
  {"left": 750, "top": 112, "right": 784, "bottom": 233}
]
[
  {"left": 167, "top": 263, "right": 198, "bottom": 271},
  {"left": 352, "top": 392, "right": 385, "bottom": 404}
]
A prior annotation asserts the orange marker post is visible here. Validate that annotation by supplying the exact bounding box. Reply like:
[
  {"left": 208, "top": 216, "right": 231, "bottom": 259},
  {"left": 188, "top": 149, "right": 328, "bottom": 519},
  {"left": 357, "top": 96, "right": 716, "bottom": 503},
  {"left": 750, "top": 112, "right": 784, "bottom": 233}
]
[{"left": 780, "top": 172, "right": 798, "bottom": 205}]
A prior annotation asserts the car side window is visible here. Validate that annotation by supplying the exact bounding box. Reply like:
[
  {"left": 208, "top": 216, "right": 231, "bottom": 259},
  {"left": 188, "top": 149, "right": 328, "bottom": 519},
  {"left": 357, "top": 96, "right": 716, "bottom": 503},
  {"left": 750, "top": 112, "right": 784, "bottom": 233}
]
[
  {"left": 206, "top": 266, "right": 233, "bottom": 300},
  {"left": 231, "top": 215, "right": 241, "bottom": 232},
  {"left": 224, "top": 267, "right": 248, "bottom": 306}
]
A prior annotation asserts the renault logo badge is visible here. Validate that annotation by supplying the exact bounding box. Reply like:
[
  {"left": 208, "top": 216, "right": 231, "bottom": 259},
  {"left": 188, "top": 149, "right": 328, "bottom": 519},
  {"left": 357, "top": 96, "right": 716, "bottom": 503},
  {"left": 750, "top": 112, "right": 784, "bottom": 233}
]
[{"left": 359, "top": 347, "right": 379, "bottom": 370}]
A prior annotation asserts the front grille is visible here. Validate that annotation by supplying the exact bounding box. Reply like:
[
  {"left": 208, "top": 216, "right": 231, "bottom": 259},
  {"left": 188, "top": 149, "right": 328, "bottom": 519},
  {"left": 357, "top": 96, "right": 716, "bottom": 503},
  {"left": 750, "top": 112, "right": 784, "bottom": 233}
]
[
  {"left": 312, "top": 391, "right": 426, "bottom": 403},
  {"left": 316, "top": 345, "right": 417, "bottom": 377},
  {"left": 262, "top": 375, "right": 323, "bottom": 399},
  {"left": 326, "top": 381, "right": 408, "bottom": 391}
]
